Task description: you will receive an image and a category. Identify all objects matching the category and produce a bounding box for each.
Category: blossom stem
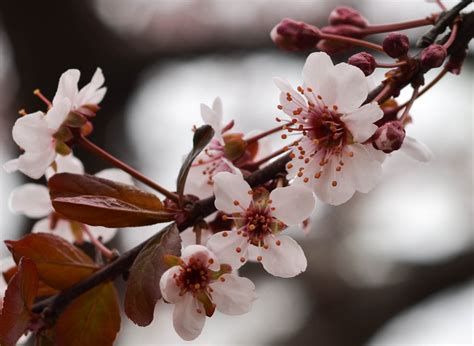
[247,146,290,169]
[77,135,179,203]
[320,33,384,52]
[82,225,116,260]
[362,15,438,35]
[399,85,420,123]
[442,21,459,49]
[375,60,408,68]
[245,125,285,144]
[194,225,202,245]
[373,83,393,104]
[33,89,52,108]
[434,0,447,11]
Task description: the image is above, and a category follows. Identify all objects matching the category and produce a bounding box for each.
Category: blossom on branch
[160,245,256,340]
[207,172,315,277]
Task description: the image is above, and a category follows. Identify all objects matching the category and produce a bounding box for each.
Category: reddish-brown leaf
[124,224,181,326]
[2,265,58,298]
[55,282,121,346]
[0,257,39,346]
[5,233,98,290]
[48,173,175,227]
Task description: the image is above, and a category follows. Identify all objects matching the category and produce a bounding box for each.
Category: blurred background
[0,0,472,345]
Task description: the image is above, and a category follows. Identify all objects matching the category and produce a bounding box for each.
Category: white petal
[364,143,387,163]
[160,266,183,304]
[53,69,80,106]
[213,172,252,214]
[331,62,368,113]
[401,136,433,162]
[45,98,71,131]
[46,153,84,179]
[76,68,106,106]
[302,52,334,91]
[212,97,223,117]
[12,111,51,151]
[260,235,307,278]
[87,226,117,243]
[9,184,52,218]
[33,219,75,243]
[273,77,307,118]
[209,274,256,315]
[343,144,383,193]
[184,164,213,198]
[219,158,243,177]
[207,231,249,271]
[172,293,206,341]
[342,103,383,142]
[200,103,223,136]
[31,218,53,234]
[16,148,56,179]
[180,227,213,248]
[182,245,220,271]
[94,168,133,185]
[3,159,19,173]
[270,185,315,225]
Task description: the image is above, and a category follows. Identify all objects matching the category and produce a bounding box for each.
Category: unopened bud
[348,52,376,76]
[328,6,369,28]
[420,44,447,69]
[445,49,466,75]
[317,24,364,53]
[270,18,321,51]
[372,121,406,153]
[382,32,409,58]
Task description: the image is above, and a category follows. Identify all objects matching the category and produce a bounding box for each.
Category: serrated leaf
[124,224,181,326]
[49,173,174,227]
[55,282,121,346]
[177,125,215,200]
[5,233,98,290]
[0,257,39,346]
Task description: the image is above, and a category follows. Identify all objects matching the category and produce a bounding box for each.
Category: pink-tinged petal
[94,168,133,185]
[212,97,223,118]
[184,164,213,198]
[9,183,52,218]
[331,62,368,113]
[76,68,106,106]
[182,245,220,271]
[220,158,243,177]
[31,218,53,234]
[87,225,117,244]
[45,98,71,131]
[259,235,307,278]
[213,172,252,213]
[342,103,383,142]
[364,143,387,163]
[302,52,334,91]
[180,227,213,248]
[200,103,223,136]
[342,144,383,193]
[273,77,307,118]
[401,136,433,162]
[270,185,315,225]
[159,266,183,304]
[3,159,19,173]
[53,69,80,106]
[12,111,51,151]
[207,231,249,271]
[17,148,56,179]
[312,155,355,205]
[209,274,256,315]
[172,293,206,341]
[46,154,84,179]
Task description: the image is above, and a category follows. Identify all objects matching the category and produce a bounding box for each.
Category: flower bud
[382,32,409,58]
[420,44,447,69]
[372,121,406,153]
[444,49,466,75]
[270,18,321,51]
[328,6,369,28]
[348,52,376,76]
[317,24,364,53]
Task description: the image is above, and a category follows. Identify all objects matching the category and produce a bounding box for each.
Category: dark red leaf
[124,224,181,326]
[3,265,58,298]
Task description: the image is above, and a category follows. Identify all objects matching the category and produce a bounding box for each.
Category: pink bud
[382,32,409,58]
[420,44,447,69]
[372,121,406,153]
[444,49,466,75]
[328,6,369,28]
[348,52,376,76]
[270,18,321,51]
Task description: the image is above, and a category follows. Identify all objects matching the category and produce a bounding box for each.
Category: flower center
[175,257,210,295]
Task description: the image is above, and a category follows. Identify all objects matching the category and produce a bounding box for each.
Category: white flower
[160,245,256,341]
[180,227,214,249]
[207,172,315,278]
[274,52,386,205]
[8,154,132,244]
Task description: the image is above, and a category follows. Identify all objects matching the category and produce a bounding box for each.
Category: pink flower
[274,52,385,205]
[8,154,132,244]
[207,172,315,278]
[160,245,256,341]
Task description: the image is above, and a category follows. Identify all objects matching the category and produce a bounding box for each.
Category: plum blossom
[160,245,256,340]
[274,52,386,205]
[207,172,315,278]
[3,68,106,179]
[8,154,132,243]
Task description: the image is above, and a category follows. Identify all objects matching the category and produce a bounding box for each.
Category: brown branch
[32,154,291,319]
